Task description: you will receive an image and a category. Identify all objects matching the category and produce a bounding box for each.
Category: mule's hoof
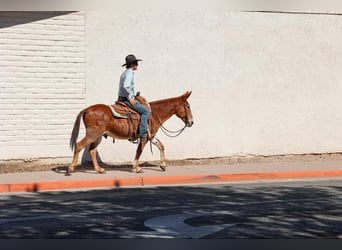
[98,168,106,174]
[160,164,167,171]
[132,168,144,174]
[67,167,74,173]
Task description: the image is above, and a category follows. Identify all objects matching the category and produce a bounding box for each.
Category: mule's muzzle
[186,120,194,127]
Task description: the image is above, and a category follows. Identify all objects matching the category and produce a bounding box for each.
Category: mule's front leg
[133,138,148,173]
[152,137,167,171]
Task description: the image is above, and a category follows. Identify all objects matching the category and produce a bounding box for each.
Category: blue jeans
[123,99,150,138]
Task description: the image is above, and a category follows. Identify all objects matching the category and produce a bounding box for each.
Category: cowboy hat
[121,54,143,67]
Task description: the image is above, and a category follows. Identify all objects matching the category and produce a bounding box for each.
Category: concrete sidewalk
[1,158,342,193]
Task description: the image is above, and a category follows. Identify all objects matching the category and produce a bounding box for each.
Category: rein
[155,115,187,138]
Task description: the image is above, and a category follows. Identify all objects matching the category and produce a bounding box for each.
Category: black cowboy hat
[121,54,143,67]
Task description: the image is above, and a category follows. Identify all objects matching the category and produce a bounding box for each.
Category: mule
[69,91,194,174]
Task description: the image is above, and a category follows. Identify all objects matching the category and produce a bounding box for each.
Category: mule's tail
[70,109,86,151]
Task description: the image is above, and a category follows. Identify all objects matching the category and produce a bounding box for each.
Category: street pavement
[1,157,342,193]
[0,180,341,238]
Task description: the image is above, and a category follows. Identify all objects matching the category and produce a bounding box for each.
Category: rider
[118,54,150,141]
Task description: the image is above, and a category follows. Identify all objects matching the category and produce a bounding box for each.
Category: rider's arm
[123,70,135,100]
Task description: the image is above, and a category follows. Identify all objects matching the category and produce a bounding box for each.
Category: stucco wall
[86,11,342,163]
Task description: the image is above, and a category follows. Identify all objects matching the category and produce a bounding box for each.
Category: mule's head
[175,91,194,127]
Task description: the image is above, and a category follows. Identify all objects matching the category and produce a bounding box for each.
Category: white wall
[0,11,85,160]
[86,11,342,163]
[1,10,342,163]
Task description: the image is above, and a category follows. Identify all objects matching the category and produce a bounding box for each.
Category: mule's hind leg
[89,136,106,174]
[69,134,98,173]
[132,138,149,173]
[152,137,167,171]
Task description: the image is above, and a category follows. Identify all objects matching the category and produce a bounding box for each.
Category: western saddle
[107,95,152,142]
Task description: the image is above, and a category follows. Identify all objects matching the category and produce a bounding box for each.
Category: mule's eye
[186,106,190,109]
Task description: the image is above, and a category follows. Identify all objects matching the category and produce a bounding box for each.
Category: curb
[0,170,342,193]
[1,169,342,193]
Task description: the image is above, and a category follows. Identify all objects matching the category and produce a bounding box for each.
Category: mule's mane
[149,96,181,106]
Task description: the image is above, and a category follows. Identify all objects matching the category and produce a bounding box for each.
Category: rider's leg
[125,100,150,139]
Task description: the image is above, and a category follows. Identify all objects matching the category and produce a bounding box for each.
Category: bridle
[154,103,189,138]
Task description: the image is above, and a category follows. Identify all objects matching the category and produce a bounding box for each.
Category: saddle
[108,96,152,141]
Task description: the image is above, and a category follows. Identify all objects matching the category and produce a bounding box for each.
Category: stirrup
[128,138,139,144]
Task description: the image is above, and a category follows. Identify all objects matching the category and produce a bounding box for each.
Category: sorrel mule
[69,91,193,174]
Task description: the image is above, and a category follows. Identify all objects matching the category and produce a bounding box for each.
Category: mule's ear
[182,91,192,100]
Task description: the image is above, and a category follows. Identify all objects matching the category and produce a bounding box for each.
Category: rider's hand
[129,98,136,106]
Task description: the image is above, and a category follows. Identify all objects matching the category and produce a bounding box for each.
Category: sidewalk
[1,158,342,193]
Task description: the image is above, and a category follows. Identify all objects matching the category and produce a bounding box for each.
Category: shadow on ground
[51,161,162,175]
[0,181,341,239]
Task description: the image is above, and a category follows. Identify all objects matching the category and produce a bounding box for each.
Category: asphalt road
[0,179,341,239]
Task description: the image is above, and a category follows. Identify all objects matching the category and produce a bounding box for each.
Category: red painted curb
[142,170,342,186]
[0,184,9,193]
[1,170,342,193]
[0,177,142,193]
[258,170,342,180]
[142,173,259,186]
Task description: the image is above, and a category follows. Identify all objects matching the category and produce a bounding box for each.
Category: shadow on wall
[0,11,76,29]
[81,145,103,165]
